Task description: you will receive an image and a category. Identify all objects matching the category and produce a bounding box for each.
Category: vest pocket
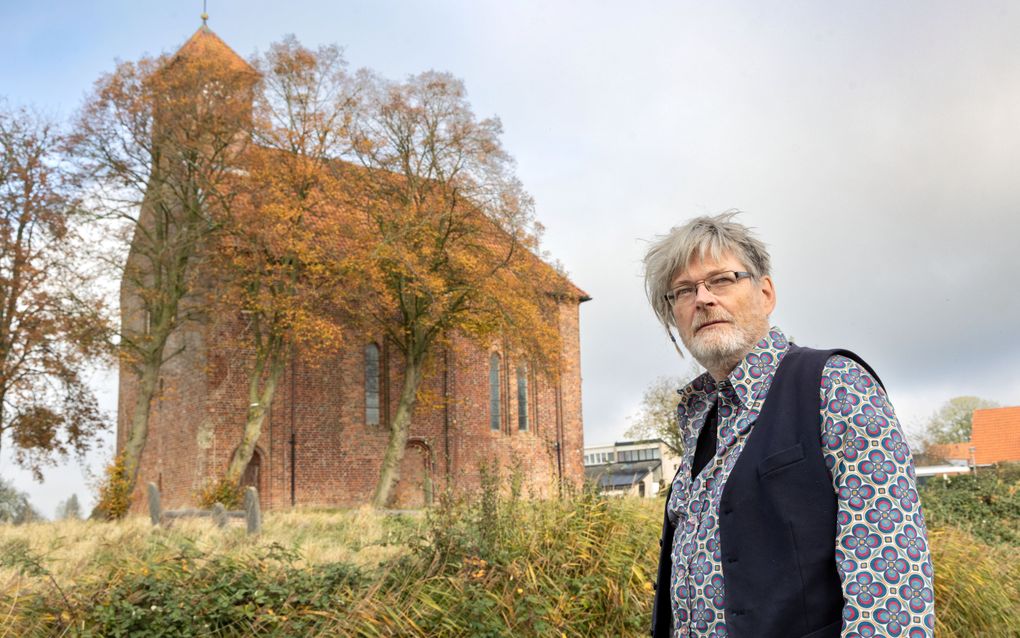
[757,443,804,478]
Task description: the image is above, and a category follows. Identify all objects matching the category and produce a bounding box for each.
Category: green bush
[919,466,1020,545]
[2,537,367,637]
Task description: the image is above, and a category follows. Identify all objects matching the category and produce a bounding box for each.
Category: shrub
[92,454,132,520]
[194,477,244,510]
[919,467,1020,546]
[326,469,659,637]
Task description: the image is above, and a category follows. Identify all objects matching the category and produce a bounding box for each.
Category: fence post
[147,482,161,526]
[244,487,261,535]
[212,503,227,528]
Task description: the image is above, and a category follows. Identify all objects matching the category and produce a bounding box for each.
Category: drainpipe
[444,347,451,479]
[290,356,296,507]
[555,378,564,496]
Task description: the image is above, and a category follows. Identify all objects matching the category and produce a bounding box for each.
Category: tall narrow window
[489,353,501,431]
[516,365,529,431]
[365,343,380,426]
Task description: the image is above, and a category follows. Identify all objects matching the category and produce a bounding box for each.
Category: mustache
[692,311,734,331]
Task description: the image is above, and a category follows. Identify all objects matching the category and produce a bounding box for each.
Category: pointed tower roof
[172,24,257,75]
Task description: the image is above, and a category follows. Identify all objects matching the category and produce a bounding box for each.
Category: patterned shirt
[667,327,934,638]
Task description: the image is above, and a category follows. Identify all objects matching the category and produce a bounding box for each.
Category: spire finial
[201,0,208,26]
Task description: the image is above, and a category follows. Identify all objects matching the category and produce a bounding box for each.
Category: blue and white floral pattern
[667,327,934,637]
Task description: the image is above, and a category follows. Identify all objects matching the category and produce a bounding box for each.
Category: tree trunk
[224,355,286,485]
[121,353,162,493]
[372,353,424,508]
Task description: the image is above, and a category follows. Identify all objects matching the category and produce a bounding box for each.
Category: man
[645,213,934,638]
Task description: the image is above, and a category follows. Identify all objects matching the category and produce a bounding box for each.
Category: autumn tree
[624,366,702,454]
[213,38,355,494]
[0,103,110,481]
[343,71,568,507]
[69,30,257,514]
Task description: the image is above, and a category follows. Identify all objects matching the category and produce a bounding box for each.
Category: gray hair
[643,211,771,331]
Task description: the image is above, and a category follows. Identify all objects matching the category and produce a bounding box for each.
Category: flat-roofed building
[583,439,681,498]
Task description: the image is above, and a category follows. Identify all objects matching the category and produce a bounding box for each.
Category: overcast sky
[3,1,1019,518]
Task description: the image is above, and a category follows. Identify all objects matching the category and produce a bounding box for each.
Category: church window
[365,343,381,426]
[516,364,529,431]
[489,353,501,431]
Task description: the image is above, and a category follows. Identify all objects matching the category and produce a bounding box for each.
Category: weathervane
[201,0,209,25]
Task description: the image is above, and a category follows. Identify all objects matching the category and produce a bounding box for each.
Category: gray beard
[683,322,760,373]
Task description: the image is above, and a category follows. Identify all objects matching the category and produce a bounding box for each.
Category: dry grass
[0,507,421,585]
[1,495,1018,637]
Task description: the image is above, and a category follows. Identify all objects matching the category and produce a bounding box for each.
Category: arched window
[516,364,529,431]
[489,352,501,431]
[365,343,381,426]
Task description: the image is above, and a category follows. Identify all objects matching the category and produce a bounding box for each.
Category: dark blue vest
[651,346,881,638]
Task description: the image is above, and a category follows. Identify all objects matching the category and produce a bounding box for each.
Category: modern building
[583,439,681,498]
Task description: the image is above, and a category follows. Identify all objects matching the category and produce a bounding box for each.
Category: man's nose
[693,282,717,306]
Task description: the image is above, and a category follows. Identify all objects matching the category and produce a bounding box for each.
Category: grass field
[1,470,1018,637]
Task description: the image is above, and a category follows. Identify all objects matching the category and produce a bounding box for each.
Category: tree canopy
[71,33,258,516]
[0,476,41,524]
[69,29,576,511]
[0,103,111,480]
[624,365,702,454]
[925,395,999,445]
[342,70,570,506]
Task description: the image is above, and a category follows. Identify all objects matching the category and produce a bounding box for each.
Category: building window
[489,352,501,431]
[617,447,659,463]
[585,451,616,466]
[516,365,529,431]
[365,343,380,426]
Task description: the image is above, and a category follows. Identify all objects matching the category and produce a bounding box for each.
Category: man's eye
[675,287,695,297]
[709,275,735,287]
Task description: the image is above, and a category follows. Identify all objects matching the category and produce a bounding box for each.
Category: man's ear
[759,275,776,314]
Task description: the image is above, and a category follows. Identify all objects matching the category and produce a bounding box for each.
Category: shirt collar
[676,326,791,409]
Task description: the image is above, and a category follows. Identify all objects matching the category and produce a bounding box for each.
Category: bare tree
[624,365,702,454]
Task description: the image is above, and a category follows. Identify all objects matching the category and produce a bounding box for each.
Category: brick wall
[118,294,586,511]
[971,407,1020,465]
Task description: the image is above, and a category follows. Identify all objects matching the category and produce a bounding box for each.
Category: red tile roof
[175,25,255,74]
[928,441,973,462]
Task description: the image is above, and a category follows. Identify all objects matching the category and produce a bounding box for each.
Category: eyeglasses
[664,271,752,307]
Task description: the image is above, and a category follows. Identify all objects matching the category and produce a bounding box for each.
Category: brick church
[116,25,588,511]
